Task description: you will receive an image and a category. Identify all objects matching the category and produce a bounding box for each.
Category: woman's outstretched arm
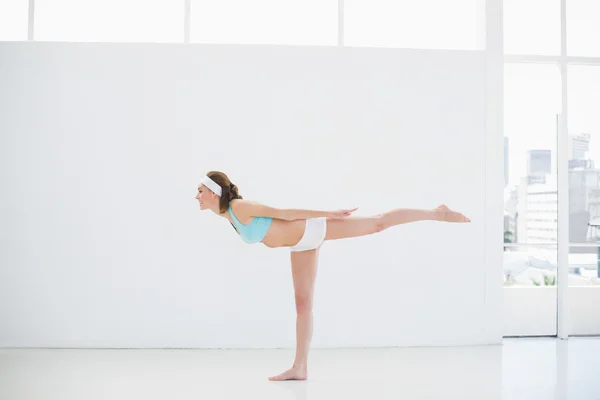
[234,200,357,221]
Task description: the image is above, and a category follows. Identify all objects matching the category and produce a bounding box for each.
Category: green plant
[531,275,556,286]
[504,231,513,251]
[544,275,556,286]
[504,275,516,286]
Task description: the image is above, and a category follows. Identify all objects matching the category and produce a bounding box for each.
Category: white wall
[0,43,495,348]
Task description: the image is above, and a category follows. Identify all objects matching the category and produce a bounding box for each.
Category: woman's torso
[227,200,306,248]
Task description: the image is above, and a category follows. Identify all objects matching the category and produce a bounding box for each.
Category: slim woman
[195,171,471,381]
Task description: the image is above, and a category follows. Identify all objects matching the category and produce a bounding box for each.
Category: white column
[483,0,504,343]
[28,0,35,40]
[184,0,191,43]
[338,0,344,46]
[557,0,570,339]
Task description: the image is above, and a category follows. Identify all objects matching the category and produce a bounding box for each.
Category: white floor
[1,338,599,400]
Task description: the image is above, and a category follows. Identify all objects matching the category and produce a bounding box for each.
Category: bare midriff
[261,219,307,248]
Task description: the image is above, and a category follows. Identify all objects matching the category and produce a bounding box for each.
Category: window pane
[35,0,184,42]
[504,63,561,251]
[568,244,600,335]
[567,0,600,57]
[568,66,600,249]
[344,0,480,50]
[504,245,557,336]
[568,67,600,335]
[190,0,337,46]
[0,0,28,41]
[504,0,561,55]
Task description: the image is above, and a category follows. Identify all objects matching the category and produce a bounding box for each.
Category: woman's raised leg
[324,204,470,241]
[268,247,320,381]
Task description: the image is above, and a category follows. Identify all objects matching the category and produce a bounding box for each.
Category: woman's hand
[329,207,359,218]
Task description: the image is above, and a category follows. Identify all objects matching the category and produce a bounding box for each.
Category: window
[503,0,561,56]
[344,0,480,50]
[568,66,600,251]
[0,0,28,41]
[504,63,561,192]
[503,63,561,298]
[567,0,600,57]
[190,0,337,46]
[35,0,184,42]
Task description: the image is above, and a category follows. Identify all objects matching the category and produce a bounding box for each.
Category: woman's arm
[279,208,332,221]
[234,200,357,221]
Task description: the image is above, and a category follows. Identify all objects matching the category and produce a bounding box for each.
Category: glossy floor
[1,338,599,400]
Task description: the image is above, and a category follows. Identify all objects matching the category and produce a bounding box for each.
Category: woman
[195,171,471,381]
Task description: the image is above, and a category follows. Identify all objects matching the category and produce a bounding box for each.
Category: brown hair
[206,171,242,213]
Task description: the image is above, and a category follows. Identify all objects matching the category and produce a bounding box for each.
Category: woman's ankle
[292,361,308,371]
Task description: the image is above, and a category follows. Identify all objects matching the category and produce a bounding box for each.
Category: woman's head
[196,171,242,213]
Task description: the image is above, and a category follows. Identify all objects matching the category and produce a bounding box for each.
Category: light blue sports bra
[228,205,273,244]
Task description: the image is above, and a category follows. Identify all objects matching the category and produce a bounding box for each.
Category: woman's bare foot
[268,366,308,381]
[435,204,471,223]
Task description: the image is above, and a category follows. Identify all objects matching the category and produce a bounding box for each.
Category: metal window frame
[504,0,600,339]
[28,0,34,40]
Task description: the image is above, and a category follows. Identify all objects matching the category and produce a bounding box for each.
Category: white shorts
[290,217,327,252]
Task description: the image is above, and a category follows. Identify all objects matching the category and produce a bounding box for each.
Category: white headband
[200,175,222,196]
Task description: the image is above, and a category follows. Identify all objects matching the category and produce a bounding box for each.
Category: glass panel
[567,243,600,335]
[567,0,600,57]
[35,0,184,42]
[503,0,561,56]
[504,245,557,336]
[0,0,28,41]
[344,0,480,50]
[568,245,600,335]
[190,0,337,46]
[568,66,600,246]
[504,246,558,287]
[568,66,600,335]
[504,63,561,250]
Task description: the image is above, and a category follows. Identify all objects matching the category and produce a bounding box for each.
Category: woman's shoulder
[229,199,253,219]
[229,198,249,209]
[230,199,278,220]
[230,199,286,220]
[231,199,261,207]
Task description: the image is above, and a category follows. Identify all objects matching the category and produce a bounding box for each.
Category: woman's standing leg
[268,247,320,381]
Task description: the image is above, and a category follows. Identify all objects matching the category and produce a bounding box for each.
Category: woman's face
[196,184,218,211]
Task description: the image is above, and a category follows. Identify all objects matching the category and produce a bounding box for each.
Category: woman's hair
[206,171,242,213]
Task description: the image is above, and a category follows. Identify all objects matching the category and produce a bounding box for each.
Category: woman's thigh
[324,216,384,241]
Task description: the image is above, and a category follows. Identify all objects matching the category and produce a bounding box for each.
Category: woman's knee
[374,214,386,233]
[295,294,313,314]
